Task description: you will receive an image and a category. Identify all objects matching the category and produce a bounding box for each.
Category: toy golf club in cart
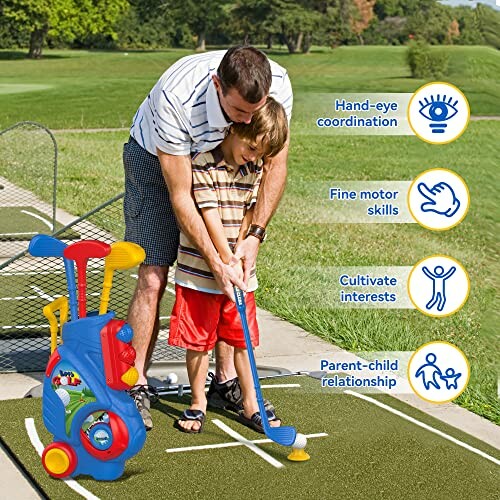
[29,235,147,481]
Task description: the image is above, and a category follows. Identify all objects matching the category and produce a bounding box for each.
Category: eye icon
[419,95,459,134]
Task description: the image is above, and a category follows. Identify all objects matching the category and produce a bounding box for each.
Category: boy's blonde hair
[231,97,288,158]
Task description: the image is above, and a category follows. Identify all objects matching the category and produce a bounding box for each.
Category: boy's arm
[157,149,245,299]
[200,208,233,264]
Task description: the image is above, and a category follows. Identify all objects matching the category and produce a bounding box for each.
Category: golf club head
[63,240,111,263]
[105,242,145,271]
[29,234,67,257]
[64,240,111,318]
[99,242,145,315]
[29,235,79,321]
[266,425,297,447]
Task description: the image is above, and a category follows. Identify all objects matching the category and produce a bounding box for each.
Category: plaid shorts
[123,136,179,266]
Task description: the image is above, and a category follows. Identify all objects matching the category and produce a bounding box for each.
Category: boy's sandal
[237,409,281,434]
[174,409,205,434]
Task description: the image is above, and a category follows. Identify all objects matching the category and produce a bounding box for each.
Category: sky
[439,0,500,9]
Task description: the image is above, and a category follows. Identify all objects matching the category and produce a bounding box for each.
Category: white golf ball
[55,388,70,407]
[167,372,178,384]
[292,433,307,450]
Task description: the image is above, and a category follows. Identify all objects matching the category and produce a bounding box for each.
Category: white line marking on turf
[21,210,53,230]
[345,391,500,466]
[2,324,48,330]
[0,290,100,302]
[25,418,100,500]
[211,419,284,468]
[0,231,37,236]
[166,432,328,453]
[30,286,54,301]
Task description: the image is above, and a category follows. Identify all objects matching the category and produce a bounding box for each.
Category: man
[124,46,292,430]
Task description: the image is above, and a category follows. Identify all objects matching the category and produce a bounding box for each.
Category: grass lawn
[0,46,499,129]
[0,47,498,422]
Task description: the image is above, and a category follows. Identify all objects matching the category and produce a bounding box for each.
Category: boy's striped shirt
[175,147,262,294]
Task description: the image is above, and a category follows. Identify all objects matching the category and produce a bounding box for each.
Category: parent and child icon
[415,353,462,391]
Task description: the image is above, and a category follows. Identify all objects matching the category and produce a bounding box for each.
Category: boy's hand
[233,236,260,286]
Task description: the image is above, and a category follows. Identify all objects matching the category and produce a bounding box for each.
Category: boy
[168,97,288,433]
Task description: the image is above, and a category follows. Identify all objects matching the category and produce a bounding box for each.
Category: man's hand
[233,236,260,285]
[211,259,246,300]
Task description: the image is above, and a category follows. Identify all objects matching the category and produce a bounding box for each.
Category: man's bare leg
[128,264,169,384]
[215,340,238,382]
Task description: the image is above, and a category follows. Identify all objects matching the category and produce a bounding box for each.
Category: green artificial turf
[0,207,71,241]
[0,265,174,336]
[0,376,498,500]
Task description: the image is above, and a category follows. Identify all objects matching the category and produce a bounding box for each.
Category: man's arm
[157,149,246,297]
[234,139,289,283]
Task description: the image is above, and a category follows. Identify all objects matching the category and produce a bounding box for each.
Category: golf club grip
[99,269,114,314]
[233,287,267,417]
[78,281,87,318]
[63,259,78,321]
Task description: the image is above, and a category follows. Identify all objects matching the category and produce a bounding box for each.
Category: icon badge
[407,82,470,144]
[408,168,470,230]
[408,255,469,317]
[408,341,470,403]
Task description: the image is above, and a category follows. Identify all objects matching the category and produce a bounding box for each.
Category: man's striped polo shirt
[130,50,293,156]
[175,147,262,294]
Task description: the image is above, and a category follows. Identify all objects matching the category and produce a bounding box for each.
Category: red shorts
[168,285,259,352]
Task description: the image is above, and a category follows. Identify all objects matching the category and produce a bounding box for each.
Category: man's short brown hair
[231,97,288,158]
[217,46,272,104]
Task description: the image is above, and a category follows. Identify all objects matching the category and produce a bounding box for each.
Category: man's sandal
[237,409,281,434]
[174,409,206,434]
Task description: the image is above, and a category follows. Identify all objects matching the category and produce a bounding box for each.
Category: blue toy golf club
[28,234,78,321]
[233,286,297,447]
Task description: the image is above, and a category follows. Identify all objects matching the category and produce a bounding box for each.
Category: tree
[164,0,231,51]
[2,0,128,58]
[351,0,376,44]
[446,19,460,44]
[475,4,500,49]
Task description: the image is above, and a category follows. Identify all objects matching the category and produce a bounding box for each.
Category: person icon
[440,368,462,390]
[422,265,456,312]
[415,353,442,390]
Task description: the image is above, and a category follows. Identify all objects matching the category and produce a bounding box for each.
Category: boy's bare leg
[234,348,280,427]
[179,350,209,432]
[215,340,238,382]
[128,264,169,384]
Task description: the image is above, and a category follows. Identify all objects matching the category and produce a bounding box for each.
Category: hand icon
[417,181,460,218]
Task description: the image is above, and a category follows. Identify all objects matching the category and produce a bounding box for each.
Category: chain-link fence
[0,123,183,373]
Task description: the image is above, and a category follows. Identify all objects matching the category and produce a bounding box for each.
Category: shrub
[406,41,450,79]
